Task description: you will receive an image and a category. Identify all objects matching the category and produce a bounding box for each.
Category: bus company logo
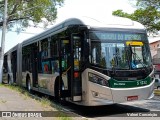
[2,112,11,117]
[114,83,126,86]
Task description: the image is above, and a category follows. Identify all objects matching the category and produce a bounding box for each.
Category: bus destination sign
[90,32,146,41]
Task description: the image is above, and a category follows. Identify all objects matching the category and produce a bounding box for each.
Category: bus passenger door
[59,35,82,102]
[11,51,17,83]
[31,44,38,87]
[70,34,82,101]
[59,39,72,98]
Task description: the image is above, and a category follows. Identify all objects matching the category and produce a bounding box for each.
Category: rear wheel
[26,77,31,92]
[8,75,11,84]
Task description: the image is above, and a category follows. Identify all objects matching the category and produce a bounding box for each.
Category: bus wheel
[54,78,64,102]
[26,77,31,92]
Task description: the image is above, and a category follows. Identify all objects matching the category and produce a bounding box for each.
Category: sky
[0,0,136,52]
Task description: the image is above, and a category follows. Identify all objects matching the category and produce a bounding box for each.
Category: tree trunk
[0,0,8,84]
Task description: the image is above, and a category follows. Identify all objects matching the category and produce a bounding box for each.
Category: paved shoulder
[0,86,55,111]
[0,86,59,120]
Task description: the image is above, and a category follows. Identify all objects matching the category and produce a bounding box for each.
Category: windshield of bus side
[90,31,152,70]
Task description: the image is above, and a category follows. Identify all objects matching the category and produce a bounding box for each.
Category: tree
[112,0,160,35]
[136,0,160,9]
[0,0,64,84]
[0,0,64,29]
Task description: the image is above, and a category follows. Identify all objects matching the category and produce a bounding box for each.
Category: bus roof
[51,15,145,29]
[21,16,145,46]
[65,16,145,29]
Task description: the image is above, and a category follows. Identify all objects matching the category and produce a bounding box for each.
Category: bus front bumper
[111,80,155,103]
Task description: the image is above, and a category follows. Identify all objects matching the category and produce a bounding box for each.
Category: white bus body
[3,16,155,106]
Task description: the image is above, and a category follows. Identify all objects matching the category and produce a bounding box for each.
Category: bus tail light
[88,73,109,86]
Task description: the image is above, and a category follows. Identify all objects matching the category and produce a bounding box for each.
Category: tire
[8,75,11,84]
[54,80,59,101]
[54,77,64,102]
[27,77,31,92]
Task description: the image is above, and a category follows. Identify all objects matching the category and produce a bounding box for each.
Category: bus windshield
[90,31,152,70]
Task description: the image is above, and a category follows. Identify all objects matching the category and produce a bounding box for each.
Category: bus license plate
[127,96,138,101]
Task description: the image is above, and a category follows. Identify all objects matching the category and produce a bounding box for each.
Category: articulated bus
[3,16,155,106]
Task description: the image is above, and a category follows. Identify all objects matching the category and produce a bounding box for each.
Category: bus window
[41,39,48,59]
[22,45,32,72]
[73,36,81,70]
[51,60,59,73]
[40,39,52,74]
[42,61,50,73]
[50,39,59,57]
[61,39,70,71]
[50,37,59,74]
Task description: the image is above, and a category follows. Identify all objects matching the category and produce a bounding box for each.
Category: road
[1,84,160,120]
[59,94,160,120]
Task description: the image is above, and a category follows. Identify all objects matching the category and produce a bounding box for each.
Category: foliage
[136,0,160,9]
[112,0,160,35]
[0,0,64,29]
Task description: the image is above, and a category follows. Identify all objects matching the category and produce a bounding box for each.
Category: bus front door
[70,34,82,102]
[59,35,82,102]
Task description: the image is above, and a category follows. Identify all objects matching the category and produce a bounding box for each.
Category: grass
[40,96,52,107]
[0,99,7,103]
[55,113,72,120]
[0,84,73,120]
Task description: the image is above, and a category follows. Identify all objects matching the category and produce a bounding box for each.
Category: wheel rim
[62,84,64,90]
[28,80,31,91]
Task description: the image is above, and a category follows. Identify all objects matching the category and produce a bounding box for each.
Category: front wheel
[54,78,64,102]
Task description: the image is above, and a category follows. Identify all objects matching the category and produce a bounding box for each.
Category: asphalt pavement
[0,85,160,120]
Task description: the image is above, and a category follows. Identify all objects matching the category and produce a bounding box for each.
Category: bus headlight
[88,73,109,86]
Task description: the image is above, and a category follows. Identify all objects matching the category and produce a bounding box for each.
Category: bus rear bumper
[111,80,155,103]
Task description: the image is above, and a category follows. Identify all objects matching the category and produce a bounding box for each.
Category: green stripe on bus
[108,77,151,88]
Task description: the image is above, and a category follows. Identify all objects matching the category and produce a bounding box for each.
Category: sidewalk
[0,85,77,120]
